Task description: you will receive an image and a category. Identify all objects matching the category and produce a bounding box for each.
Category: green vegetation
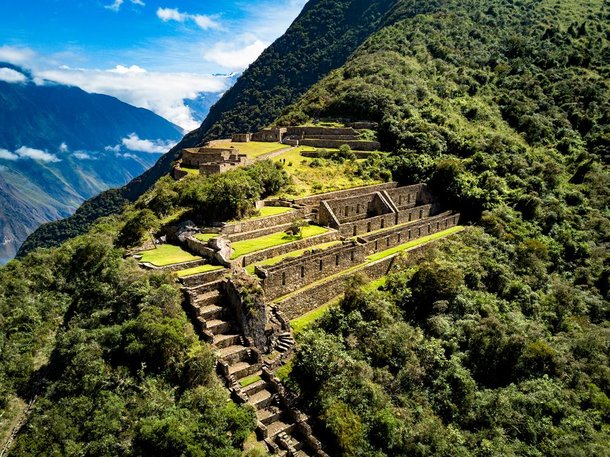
[1,229,255,456]
[212,140,288,158]
[245,241,343,274]
[176,264,225,278]
[194,232,220,242]
[291,301,335,335]
[230,225,330,259]
[367,226,465,262]
[139,244,202,267]
[238,374,262,388]
[273,146,380,197]
[243,206,294,220]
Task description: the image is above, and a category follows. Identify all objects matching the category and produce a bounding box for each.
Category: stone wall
[285,126,357,137]
[276,242,438,319]
[318,192,393,226]
[258,241,366,301]
[293,182,399,209]
[298,139,381,151]
[224,276,268,350]
[180,268,227,288]
[385,184,426,209]
[239,230,340,267]
[301,150,384,159]
[222,208,305,237]
[360,212,459,255]
[232,133,251,142]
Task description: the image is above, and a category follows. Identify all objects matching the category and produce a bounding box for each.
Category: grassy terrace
[195,233,220,242]
[212,140,289,158]
[367,226,465,262]
[139,244,202,267]
[245,241,343,274]
[230,225,330,259]
[176,264,224,278]
[243,206,293,220]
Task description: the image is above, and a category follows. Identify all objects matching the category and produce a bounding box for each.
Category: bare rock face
[176,220,199,243]
[210,237,233,264]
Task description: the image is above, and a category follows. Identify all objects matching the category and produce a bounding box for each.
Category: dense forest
[2,0,609,455]
[274,0,610,454]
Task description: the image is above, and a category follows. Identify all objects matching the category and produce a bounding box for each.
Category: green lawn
[367,226,465,262]
[176,264,224,278]
[195,233,220,242]
[246,241,343,274]
[230,225,330,259]
[139,244,202,267]
[291,300,336,335]
[213,140,289,158]
[160,207,191,225]
[238,373,262,388]
[249,206,294,219]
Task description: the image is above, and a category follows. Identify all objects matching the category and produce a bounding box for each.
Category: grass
[291,300,336,335]
[177,166,199,176]
[160,207,191,225]
[176,264,224,278]
[212,140,289,158]
[276,360,293,383]
[245,241,343,274]
[195,233,220,242]
[238,373,262,388]
[367,226,465,262]
[244,206,294,220]
[230,225,330,259]
[273,146,380,198]
[139,244,202,267]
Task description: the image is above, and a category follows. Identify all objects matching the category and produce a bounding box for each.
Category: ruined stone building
[175,146,249,177]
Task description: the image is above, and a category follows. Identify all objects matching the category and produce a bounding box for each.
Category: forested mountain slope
[18,0,400,257]
[273,0,610,454]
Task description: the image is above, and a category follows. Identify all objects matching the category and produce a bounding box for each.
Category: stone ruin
[138,181,461,456]
[173,146,249,178]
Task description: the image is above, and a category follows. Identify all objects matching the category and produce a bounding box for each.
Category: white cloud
[120,153,139,160]
[38,65,230,130]
[105,0,144,12]
[156,8,221,30]
[59,142,69,152]
[0,68,27,84]
[121,133,176,154]
[105,144,121,153]
[15,146,61,163]
[0,149,18,161]
[0,46,36,65]
[74,151,93,160]
[203,39,269,71]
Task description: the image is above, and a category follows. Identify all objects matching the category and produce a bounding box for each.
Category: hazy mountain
[0,63,184,263]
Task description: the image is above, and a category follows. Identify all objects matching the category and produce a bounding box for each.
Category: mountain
[19,0,401,257]
[0,63,184,263]
[183,73,240,125]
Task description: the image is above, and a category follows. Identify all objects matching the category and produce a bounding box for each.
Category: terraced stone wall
[222,209,305,237]
[318,192,392,227]
[293,182,399,210]
[258,241,366,301]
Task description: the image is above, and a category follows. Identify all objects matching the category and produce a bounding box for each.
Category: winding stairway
[184,276,327,457]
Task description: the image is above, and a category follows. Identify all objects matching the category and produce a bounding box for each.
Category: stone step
[195,290,221,307]
[217,345,250,364]
[187,279,223,295]
[267,420,296,439]
[276,342,292,352]
[199,304,224,320]
[213,333,242,349]
[247,388,274,409]
[243,379,268,397]
[294,450,311,457]
[256,406,283,426]
[206,319,233,335]
[229,361,261,380]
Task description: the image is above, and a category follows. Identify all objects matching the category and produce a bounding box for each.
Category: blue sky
[0,0,308,129]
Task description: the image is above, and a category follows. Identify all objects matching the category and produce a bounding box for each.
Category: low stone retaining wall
[180,268,227,288]
[227,222,296,243]
[140,257,208,272]
[361,212,459,256]
[293,182,399,208]
[239,230,340,267]
[223,209,305,237]
[258,241,366,301]
[299,139,381,151]
[301,150,385,159]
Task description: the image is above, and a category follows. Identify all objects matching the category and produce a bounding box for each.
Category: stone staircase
[183,274,327,457]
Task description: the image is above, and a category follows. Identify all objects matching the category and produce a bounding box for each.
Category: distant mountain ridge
[0,63,184,263]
